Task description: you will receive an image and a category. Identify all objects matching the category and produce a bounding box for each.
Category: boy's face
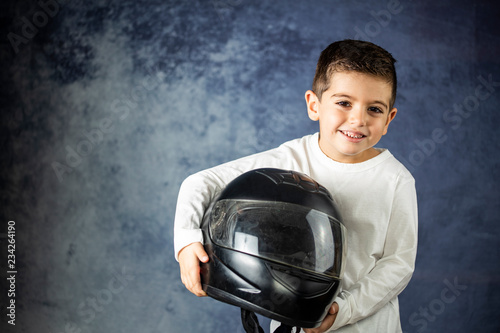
[305,71,397,163]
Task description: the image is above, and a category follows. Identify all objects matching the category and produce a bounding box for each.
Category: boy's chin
[332,148,378,163]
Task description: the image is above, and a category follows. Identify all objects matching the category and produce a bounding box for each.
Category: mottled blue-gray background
[1,0,499,332]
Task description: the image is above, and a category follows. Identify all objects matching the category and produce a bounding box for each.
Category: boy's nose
[349,108,367,126]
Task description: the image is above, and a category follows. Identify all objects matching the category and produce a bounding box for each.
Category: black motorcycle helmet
[200,168,346,330]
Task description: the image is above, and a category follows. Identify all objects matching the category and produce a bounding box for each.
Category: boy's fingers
[186,264,206,296]
[191,282,207,297]
[303,312,337,333]
[194,244,209,263]
[304,303,339,332]
[178,243,208,297]
[329,302,339,314]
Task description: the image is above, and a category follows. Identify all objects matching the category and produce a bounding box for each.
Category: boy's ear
[382,107,398,135]
[305,90,320,121]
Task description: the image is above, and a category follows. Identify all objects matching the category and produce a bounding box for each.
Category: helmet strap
[240,309,265,333]
[240,308,300,333]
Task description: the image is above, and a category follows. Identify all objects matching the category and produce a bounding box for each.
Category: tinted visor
[209,200,345,278]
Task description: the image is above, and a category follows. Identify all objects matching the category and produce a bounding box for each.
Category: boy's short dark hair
[312,39,398,108]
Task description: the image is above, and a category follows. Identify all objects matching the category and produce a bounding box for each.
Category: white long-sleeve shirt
[174,133,418,332]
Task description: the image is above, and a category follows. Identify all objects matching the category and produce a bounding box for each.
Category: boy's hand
[178,242,209,297]
[303,302,339,333]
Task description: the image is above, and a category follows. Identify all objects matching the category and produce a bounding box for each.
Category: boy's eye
[368,106,383,113]
[337,101,351,107]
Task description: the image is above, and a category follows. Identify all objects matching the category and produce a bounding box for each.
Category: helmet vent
[266,263,333,297]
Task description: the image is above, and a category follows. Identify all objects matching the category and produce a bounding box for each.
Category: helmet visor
[209,200,345,278]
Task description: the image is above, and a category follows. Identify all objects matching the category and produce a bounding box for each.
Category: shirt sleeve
[173,147,290,261]
[328,176,418,331]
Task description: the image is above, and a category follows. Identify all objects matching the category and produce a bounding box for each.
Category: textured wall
[1,0,499,332]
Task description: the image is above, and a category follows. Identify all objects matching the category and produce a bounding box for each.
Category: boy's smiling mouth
[339,130,366,140]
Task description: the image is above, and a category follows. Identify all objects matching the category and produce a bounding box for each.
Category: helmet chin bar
[201,168,346,330]
[201,245,341,329]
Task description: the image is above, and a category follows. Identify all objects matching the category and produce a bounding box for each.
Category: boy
[174,39,418,333]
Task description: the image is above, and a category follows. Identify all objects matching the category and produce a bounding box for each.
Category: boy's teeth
[342,130,363,138]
